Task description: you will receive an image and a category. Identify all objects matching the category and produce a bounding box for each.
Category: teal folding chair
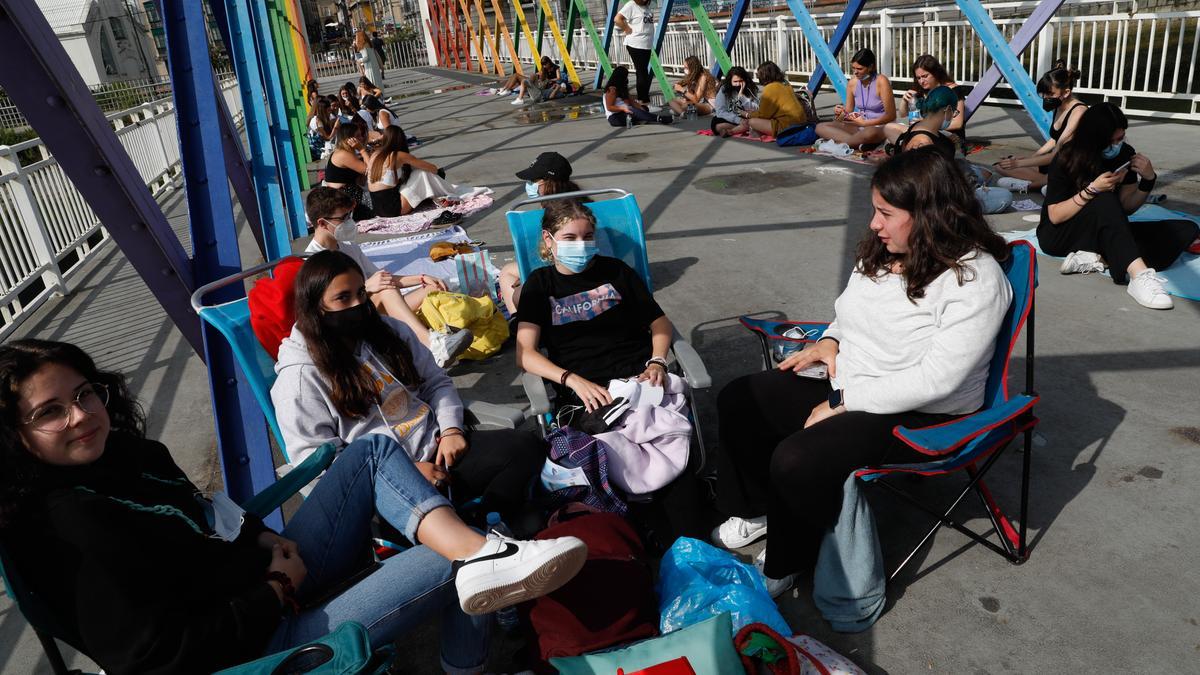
[505,189,712,471]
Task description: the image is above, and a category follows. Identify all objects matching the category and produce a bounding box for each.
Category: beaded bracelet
[265,571,300,615]
[560,370,573,386]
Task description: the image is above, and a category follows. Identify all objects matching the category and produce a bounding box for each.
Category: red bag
[522,510,659,672]
[247,256,305,360]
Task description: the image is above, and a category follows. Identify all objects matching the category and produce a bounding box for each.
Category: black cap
[515,152,573,181]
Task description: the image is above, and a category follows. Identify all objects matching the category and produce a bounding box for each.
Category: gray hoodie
[271,316,464,467]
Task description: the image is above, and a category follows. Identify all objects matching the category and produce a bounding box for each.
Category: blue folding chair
[739,241,1039,577]
[505,189,713,471]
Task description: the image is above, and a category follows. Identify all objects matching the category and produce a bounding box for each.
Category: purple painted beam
[0,2,203,355]
[963,0,1067,121]
[215,83,266,260]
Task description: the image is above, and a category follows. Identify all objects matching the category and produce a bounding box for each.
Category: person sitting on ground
[991,61,1087,191]
[544,67,579,101]
[886,54,966,145]
[604,66,673,127]
[891,85,959,158]
[1039,103,1199,310]
[710,66,759,137]
[746,61,807,138]
[813,48,896,149]
[357,75,385,103]
[363,125,485,217]
[499,57,559,105]
[711,147,1013,598]
[303,187,467,364]
[499,152,583,315]
[0,339,586,675]
[272,251,545,526]
[668,55,718,117]
[324,124,374,221]
[308,97,338,159]
[361,94,402,138]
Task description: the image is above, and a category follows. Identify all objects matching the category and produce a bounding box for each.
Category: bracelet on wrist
[437,428,465,443]
[560,370,573,387]
[1138,176,1157,192]
[265,571,300,614]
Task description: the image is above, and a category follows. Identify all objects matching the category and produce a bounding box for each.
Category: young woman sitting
[323,124,374,221]
[1039,103,1198,310]
[272,251,550,528]
[364,126,486,217]
[746,61,807,139]
[362,94,402,134]
[499,57,560,105]
[0,340,586,675]
[892,85,959,158]
[604,66,672,127]
[712,148,1013,598]
[668,55,718,118]
[886,54,965,145]
[357,75,385,102]
[991,62,1087,191]
[710,66,759,137]
[308,97,337,160]
[814,48,895,149]
[499,152,582,315]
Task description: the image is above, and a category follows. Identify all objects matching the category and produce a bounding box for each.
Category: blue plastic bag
[655,537,791,637]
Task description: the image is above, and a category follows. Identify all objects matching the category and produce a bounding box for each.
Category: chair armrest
[521,371,553,417]
[242,442,338,519]
[462,398,525,429]
[894,395,1039,457]
[670,331,711,390]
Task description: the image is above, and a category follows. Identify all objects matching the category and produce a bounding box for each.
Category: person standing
[615,0,656,107]
[370,30,388,69]
[355,30,385,97]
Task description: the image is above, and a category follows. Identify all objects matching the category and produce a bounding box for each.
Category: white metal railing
[312,39,428,79]
[474,0,1200,120]
[0,77,244,340]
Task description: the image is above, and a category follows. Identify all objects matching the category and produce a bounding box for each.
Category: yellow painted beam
[472,0,505,75]
[509,0,542,72]
[535,0,580,86]
[457,0,486,72]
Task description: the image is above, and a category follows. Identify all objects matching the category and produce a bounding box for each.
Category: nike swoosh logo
[458,542,520,567]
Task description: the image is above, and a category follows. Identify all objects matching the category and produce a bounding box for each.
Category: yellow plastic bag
[419,291,509,360]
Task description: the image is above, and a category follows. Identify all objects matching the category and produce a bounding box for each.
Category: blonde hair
[354,30,368,52]
[538,199,596,261]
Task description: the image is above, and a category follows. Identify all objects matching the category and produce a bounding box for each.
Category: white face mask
[333,217,357,241]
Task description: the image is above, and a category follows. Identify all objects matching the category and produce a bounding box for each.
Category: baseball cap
[515,151,573,181]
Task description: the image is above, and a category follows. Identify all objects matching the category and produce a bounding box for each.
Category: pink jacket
[596,373,693,495]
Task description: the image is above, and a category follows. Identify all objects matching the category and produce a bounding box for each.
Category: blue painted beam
[957,0,1052,139]
[594,0,622,90]
[0,2,202,355]
[711,0,752,79]
[963,0,1065,134]
[218,0,296,261]
[805,0,867,97]
[783,0,847,101]
[160,0,279,525]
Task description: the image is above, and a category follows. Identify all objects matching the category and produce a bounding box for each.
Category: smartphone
[795,363,829,380]
[1113,160,1132,173]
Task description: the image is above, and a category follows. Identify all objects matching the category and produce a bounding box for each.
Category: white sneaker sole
[711,524,768,549]
[457,541,588,615]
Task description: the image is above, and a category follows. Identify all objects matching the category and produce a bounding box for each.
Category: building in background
[36,0,162,85]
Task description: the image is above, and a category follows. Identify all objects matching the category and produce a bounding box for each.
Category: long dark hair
[1056,102,1127,192]
[294,251,423,419]
[910,54,952,92]
[850,48,877,74]
[314,98,334,136]
[720,66,758,100]
[1036,59,1081,95]
[368,126,412,184]
[0,340,146,527]
[605,66,631,99]
[859,147,1009,301]
[339,82,360,110]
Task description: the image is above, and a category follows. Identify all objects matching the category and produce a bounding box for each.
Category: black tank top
[1050,103,1086,142]
[897,121,956,159]
[324,155,362,184]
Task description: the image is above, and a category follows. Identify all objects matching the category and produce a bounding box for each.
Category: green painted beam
[571,0,612,81]
[564,0,578,51]
[535,4,545,54]
[686,0,731,74]
[266,0,310,188]
[649,50,672,102]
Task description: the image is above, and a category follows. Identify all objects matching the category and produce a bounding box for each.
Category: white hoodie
[271,317,464,467]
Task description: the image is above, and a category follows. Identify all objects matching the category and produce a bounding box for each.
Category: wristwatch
[827,389,844,409]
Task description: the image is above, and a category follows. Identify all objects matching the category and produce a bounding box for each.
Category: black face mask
[1042,97,1062,111]
[321,301,373,335]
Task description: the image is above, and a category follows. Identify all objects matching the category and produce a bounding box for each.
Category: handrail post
[775,15,788,73]
[0,145,67,296]
[879,8,893,76]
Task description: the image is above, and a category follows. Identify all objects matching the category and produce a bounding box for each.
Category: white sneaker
[711,515,768,549]
[1059,250,1107,275]
[511,97,526,105]
[996,177,1031,193]
[428,328,474,368]
[495,88,509,95]
[753,548,795,599]
[647,105,662,114]
[1127,268,1174,309]
[454,534,588,615]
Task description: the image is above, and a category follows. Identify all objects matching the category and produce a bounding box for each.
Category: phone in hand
[1113,160,1132,174]
[794,363,829,380]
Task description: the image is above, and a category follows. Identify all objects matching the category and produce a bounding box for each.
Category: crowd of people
[3,35,1199,675]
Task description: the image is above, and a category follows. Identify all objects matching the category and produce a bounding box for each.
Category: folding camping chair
[739,241,1039,578]
[504,189,713,471]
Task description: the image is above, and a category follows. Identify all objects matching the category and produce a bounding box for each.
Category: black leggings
[715,369,956,578]
[369,187,402,218]
[626,46,652,102]
[608,107,662,127]
[449,428,544,517]
[1038,192,1198,284]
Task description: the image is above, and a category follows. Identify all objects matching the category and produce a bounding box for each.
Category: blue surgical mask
[940,115,953,131]
[1102,141,1124,160]
[525,181,541,198]
[555,240,597,273]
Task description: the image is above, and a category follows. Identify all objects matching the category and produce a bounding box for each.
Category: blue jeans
[264,434,490,674]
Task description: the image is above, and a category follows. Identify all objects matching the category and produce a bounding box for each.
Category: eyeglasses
[325,211,354,223]
[21,383,110,433]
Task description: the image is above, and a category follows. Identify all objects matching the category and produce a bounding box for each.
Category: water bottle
[486,512,522,631]
[626,113,634,129]
[685,103,696,120]
[908,94,924,123]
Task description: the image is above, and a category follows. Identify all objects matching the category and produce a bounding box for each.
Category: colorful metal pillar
[0,2,201,354]
[472,0,506,75]
[647,0,676,101]
[962,0,1065,137]
[459,0,486,71]
[957,0,1052,138]
[594,0,621,88]
[536,0,582,85]
[564,0,579,52]
[448,0,464,70]
[684,0,732,75]
[427,0,446,66]
[783,0,847,101]
[491,0,524,75]
[711,0,752,78]
[535,4,546,55]
[511,0,545,72]
[159,0,279,524]
[801,0,866,97]
[265,0,311,190]
[572,0,614,84]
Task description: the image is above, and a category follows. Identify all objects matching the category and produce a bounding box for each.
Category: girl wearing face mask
[710,66,759,137]
[814,49,896,148]
[992,62,1086,190]
[2,339,586,674]
[273,251,553,533]
[892,85,959,158]
[1040,103,1198,310]
[886,54,965,146]
[514,199,674,414]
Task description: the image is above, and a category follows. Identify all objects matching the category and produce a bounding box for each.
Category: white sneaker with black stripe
[453,533,588,615]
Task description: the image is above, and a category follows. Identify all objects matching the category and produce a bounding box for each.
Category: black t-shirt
[517,256,665,383]
[1041,142,1138,225]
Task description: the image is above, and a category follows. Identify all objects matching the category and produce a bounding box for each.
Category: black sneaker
[432,210,463,226]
